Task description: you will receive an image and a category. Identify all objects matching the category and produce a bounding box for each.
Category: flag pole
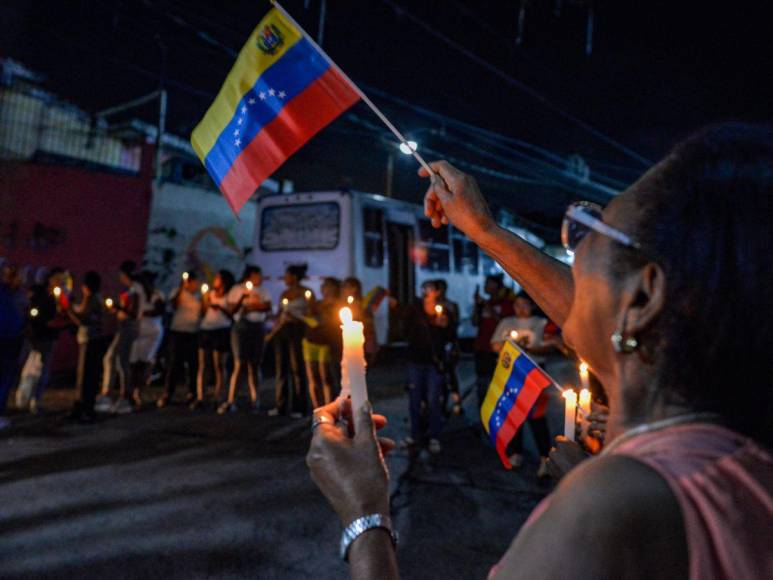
[270,0,435,177]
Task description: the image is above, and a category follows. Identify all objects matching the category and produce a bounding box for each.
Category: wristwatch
[339,514,398,562]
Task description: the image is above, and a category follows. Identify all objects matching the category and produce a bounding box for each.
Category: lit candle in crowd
[509,330,519,340]
[201,283,210,295]
[339,306,368,428]
[305,289,312,300]
[30,307,39,318]
[53,286,62,298]
[245,280,254,291]
[579,361,590,391]
[578,388,592,439]
[563,388,577,441]
[105,298,114,309]
[434,304,443,315]
[182,272,189,281]
[347,295,354,305]
[281,297,289,308]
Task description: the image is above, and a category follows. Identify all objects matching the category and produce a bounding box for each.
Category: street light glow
[398,140,418,155]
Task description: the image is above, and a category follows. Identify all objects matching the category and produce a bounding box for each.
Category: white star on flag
[268,88,276,96]
[259,92,266,100]
[241,106,247,114]
[278,90,286,99]
[235,138,241,147]
[248,97,256,105]
[237,118,243,125]
[234,129,240,136]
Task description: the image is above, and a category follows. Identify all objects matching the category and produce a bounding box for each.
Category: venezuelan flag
[481,340,554,469]
[191,6,360,214]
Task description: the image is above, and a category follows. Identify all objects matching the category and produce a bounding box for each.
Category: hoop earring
[610,329,638,354]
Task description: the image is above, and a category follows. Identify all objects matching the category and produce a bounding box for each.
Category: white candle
[563,388,577,441]
[579,361,590,391]
[245,280,254,291]
[182,272,189,281]
[509,330,519,340]
[578,388,592,439]
[434,304,443,315]
[105,298,114,309]
[30,307,39,318]
[281,297,289,309]
[53,286,62,298]
[201,283,209,295]
[347,295,354,305]
[339,306,368,426]
[305,289,312,300]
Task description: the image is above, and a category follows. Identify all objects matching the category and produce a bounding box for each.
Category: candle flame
[347,295,354,305]
[579,361,589,375]
[53,286,62,297]
[105,298,114,308]
[340,306,353,324]
[201,283,209,294]
[510,330,519,339]
[30,307,39,317]
[562,389,577,401]
[305,290,312,299]
[281,297,289,306]
[182,272,189,281]
[434,304,443,314]
[245,281,254,291]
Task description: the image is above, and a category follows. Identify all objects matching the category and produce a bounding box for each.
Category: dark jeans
[474,350,499,407]
[164,331,199,398]
[509,416,552,457]
[274,323,307,415]
[0,336,22,415]
[75,336,109,414]
[408,362,445,441]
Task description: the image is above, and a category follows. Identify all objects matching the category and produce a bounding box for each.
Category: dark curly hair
[613,123,773,447]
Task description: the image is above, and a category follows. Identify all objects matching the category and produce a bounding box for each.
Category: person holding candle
[307,125,773,579]
[400,280,454,454]
[220,266,272,414]
[96,260,141,415]
[301,277,343,409]
[157,271,202,408]
[128,271,165,411]
[433,278,463,415]
[490,292,559,475]
[63,271,106,422]
[0,265,25,430]
[191,269,234,410]
[268,264,311,417]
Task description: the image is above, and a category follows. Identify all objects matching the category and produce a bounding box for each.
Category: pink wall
[0,145,155,372]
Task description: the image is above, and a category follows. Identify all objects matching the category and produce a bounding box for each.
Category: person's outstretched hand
[306,399,396,526]
[419,161,496,236]
[547,436,589,482]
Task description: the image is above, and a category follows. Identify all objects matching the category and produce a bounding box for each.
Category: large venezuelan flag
[481,340,554,469]
[191,7,360,214]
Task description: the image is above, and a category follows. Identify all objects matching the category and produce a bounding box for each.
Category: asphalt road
[0,355,577,579]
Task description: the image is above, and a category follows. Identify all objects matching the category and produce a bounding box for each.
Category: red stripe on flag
[494,368,552,469]
[219,66,360,214]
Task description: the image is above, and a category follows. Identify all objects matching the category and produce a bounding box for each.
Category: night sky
[2,0,770,239]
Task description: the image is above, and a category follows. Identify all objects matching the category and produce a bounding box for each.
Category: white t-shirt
[200,292,232,330]
[227,283,271,323]
[491,315,548,364]
[170,289,201,333]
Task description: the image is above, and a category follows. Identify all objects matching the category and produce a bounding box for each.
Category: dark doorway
[386,222,415,342]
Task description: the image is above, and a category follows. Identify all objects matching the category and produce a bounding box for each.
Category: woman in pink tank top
[304,125,773,579]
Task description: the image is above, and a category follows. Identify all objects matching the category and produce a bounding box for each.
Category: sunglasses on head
[561,201,642,253]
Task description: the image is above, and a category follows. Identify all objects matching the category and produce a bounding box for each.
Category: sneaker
[94,395,113,413]
[267,408,280,417]
[508,453,524,469]
[156,396,169,409]
[112,399,133,415]
[537,456,550,479]
[217,402,237,415]
[428,439,442,454]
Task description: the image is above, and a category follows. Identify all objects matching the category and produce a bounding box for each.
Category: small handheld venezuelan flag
[481,340,556,469]
[191,4,360,215]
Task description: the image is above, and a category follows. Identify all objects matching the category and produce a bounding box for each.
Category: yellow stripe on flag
[480,342,522,434]
[191,8,303,162]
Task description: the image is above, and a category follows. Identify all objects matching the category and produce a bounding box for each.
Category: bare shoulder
[494,455,688,580]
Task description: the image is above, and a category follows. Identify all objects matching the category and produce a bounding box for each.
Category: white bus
[249,190,543,343]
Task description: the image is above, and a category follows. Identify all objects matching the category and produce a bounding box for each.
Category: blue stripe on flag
[204,38,330,186]
[487,353,537,443]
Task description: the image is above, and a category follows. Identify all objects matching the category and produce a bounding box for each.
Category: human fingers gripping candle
[339,306,368,429]
[563,388,577,441]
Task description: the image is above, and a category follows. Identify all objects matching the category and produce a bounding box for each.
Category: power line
[380,0,652,167]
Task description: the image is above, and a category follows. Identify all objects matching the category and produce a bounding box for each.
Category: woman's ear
[621,262,667,338]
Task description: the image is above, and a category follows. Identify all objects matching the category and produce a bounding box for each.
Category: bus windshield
[260,202,340,251]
